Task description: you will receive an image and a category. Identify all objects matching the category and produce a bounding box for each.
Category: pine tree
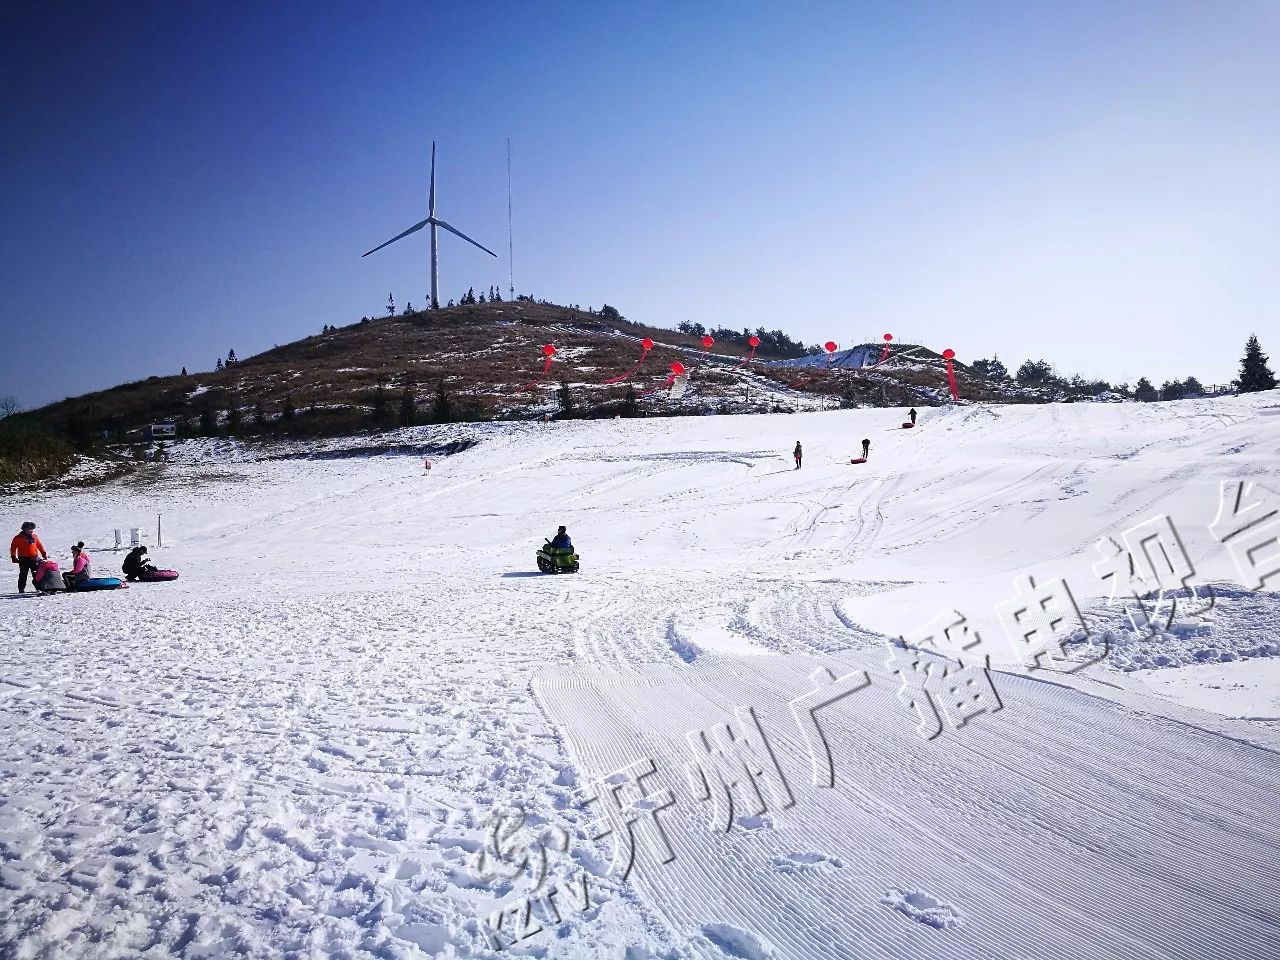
[971,356,1009,381]
[433,379,453,423]
[227,349,237,365]
[1183,376,1205,396]
[557,378,575,417]
[371,383,389,425]
[399,388,416,427]
[387,293,395,316]
[622,383,639,417]
[492,287,502,302]
[404,301,413,315]
[478,291,486,303]
[1016,359,1054,386]
[180,366,187,376]
[281,395,295,423]
[1134,377,1158,402]
[215,358,224,371]
[1235,334,1277,393]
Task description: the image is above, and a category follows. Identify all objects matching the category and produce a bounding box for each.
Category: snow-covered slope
[1,395,1277,958]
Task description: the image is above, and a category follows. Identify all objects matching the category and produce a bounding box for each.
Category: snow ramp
[535,651,1280,960]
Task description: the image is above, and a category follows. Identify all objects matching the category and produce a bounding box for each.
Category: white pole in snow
[157,514,162,549]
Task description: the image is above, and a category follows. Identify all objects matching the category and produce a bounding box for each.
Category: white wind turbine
[362,141,497,308]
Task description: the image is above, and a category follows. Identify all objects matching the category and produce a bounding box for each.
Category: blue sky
[2,1,1277,408]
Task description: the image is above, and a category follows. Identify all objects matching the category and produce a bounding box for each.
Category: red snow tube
[851,457,867,464]
[138,569,179,582]
[901,422,915,429]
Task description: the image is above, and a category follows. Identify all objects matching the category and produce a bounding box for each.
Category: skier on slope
[861,438,871,460]
[794,442,803,470]
[908,408,917,426]
[10,521,48,594]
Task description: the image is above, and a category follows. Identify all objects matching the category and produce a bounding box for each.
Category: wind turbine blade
[361,219,429,257]
[431,218,498,257]
[429,141,436,217]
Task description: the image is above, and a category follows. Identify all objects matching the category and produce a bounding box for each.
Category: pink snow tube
[137,569,179,582]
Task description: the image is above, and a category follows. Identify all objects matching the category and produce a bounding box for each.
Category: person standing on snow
[793,442,803,470]
[908,408,917,426]
[861,438,871,460]
[10,521,48,593]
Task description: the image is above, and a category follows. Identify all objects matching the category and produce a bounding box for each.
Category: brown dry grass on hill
[30,302,772,438]
[28,300,1036,443]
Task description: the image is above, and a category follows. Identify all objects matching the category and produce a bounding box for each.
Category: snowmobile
[536,540,580,574]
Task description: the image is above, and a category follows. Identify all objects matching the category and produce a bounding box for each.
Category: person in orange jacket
[10,521,49,593]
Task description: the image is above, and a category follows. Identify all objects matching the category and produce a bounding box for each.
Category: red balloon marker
[525,343,558,390]
[604,337,654,383]
[701,335,715,350]
[824,341,838,354]
[737,334,762,368]
[644,359,688,395]
[878,332,894,365]
[942,348,960,401]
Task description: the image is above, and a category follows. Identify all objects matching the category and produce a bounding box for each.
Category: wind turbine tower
[362,141,497,308]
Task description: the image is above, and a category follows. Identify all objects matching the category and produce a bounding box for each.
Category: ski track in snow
[0,395,1278,958]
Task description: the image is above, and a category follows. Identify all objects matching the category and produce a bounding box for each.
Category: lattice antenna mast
[507,138,515,302]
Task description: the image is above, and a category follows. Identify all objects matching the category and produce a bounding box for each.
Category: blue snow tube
[70,577,125,591]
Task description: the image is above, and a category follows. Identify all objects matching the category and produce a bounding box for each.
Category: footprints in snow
[699,922,778,959]
[767,849,844,874]
[880,886,964,930]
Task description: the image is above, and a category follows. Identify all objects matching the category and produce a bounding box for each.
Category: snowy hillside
[2,395,1278,958]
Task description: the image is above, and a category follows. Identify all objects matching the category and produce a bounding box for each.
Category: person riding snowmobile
[550,526,573,550]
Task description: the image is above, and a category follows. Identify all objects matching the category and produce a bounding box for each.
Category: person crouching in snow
[122,546,156,581]
[64,542,91,588]
[794,441,803,470]
[10,521,48,593]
